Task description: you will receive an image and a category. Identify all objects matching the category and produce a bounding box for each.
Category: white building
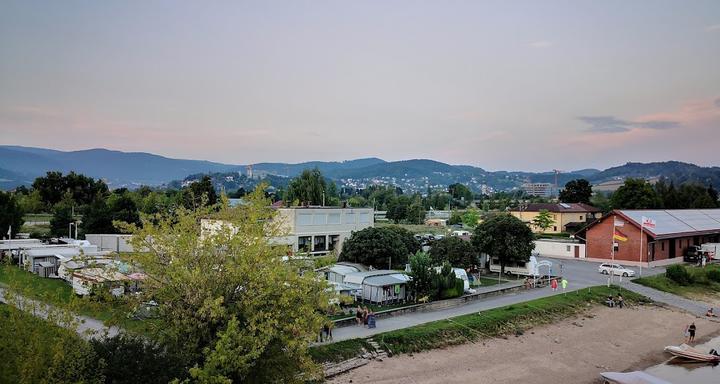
[202,206,374,256]
[85,234,134,253]
[522,182,554,197]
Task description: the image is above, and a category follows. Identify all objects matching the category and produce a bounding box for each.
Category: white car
[598,263,635,277]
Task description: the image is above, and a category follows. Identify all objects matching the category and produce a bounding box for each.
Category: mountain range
[1,145,719,192]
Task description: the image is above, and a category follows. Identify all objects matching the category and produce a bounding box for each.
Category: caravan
[489,253,544,276]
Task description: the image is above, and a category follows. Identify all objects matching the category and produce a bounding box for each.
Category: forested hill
[1,145,718,191]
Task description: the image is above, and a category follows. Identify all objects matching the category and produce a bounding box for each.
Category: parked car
[598,263,635,277]
[684,245,702,262]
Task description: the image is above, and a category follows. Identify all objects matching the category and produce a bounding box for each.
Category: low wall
[333,279,558,328]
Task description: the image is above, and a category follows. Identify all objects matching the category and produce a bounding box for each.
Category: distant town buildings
[521,182,554,197]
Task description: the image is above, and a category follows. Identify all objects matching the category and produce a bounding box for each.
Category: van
[489,255,539,276]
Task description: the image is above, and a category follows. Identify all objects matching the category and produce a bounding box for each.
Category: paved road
[0,286,119,339]
[327,257,668,343]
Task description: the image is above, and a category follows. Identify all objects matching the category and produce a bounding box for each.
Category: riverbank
[329,305,720,384]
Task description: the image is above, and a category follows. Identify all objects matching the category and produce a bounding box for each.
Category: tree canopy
[531,209,555,232]
[610,178,662,209]
[472,214,534,275]
[338,226,419,269]
[559,179,592,204]
[124,186,329,383]
[428,236,478,269]
[284,168,327,206]
[0,190,24,238]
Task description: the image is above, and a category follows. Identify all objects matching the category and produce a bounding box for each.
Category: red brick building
[584,209,720,266]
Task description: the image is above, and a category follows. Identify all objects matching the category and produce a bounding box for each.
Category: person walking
[684,324,691,343]
[355,305,364,326]
[561,278,568,294]
[688,322,697,343]
[550,278,558,292]
[323,322,333,341]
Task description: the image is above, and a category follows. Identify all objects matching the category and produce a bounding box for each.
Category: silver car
[598,263,635,277]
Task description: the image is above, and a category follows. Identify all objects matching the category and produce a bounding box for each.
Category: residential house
[511,203,601,234]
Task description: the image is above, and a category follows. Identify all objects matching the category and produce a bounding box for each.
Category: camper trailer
[490,254,539,276]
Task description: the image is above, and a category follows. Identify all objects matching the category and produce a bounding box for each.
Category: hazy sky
[1,0,719,171]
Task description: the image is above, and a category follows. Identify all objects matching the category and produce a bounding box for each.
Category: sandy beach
[329,305,720,384]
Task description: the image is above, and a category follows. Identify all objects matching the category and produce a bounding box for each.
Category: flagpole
[610,217,615,286]
[639,223,644,278]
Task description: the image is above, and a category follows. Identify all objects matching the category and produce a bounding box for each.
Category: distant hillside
[1,145,718,192]
[245,158,385,178]
[0,146,235,188]
[588,161,720,187]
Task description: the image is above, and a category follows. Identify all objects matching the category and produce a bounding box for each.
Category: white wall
[85,234,134,253]
[534,240,585,259]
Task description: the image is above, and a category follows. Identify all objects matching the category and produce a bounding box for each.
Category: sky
[1,0,719,171]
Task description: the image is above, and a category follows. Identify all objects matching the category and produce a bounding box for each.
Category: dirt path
[329,305,720,384]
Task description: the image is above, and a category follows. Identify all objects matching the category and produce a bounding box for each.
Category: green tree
[387,195,410,223]
[124,186,329,383]
[0,191,24,238]
[16,189,44,214]
[32,171,108,209]
[472,214,534,275]
[80,195,114,235]
[431,262,464,299]
[611,178,661,209]
[559,179,592,204]
[285,168,327,206]
[108,191,141,229]
[590,192,612,214]
[339,227,418,269]
[407,251,434,300]
[447,210,463,225]
[347,196,368,208]
[448,183,473,208]
[428,236,478,269]
[383,225,421,256]
[50,193,75,237]
[461,208,481,228]
[531,209,555,232]
[182,175,218,209]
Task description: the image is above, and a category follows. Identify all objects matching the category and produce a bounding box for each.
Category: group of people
[605,294,625,308]
[355,305,375,327]
[318,322,333,342]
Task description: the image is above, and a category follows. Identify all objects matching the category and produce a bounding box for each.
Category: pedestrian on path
[355,305,364,326]
[688,322,697,343]
[561,278,568,294]
[550,278,558,292]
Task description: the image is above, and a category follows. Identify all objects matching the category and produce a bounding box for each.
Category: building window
[298,214,312,226]
[298,236,312,252]
[313,236,326,252]
[579,215,583,221]
[566,245,571,252]
[553,226,557,232]
[661,241,665,251]
[343,213,356,224]
[328,235,340,251]
[313,214,327,225]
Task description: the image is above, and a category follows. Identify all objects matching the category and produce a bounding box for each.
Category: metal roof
[343,270,407,285]
[618,209,720,238]
[363,274,411,287]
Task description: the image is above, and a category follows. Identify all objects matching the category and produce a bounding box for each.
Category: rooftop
[513,203,601,213]
[615,209,720,238]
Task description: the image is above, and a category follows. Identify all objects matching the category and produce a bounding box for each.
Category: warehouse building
[583,209,720,266]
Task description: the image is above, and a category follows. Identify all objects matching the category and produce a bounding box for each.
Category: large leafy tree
[50,192,76,237]
[339,227,418,269]
[448,183,473,208]
[472,214,534,275]
[285,168,327,206]
[124,187,329,383]
[611,178,661,209]
[531,209,555,232]
[0,191,24,238]
[428,236,478,269]
[32,171,107,209]
[382,225,421,256]
[407,251,434,300]
[182,175,218,209]
[559,179,592,204]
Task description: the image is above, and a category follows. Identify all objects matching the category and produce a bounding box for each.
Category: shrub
[666,264,693,285]
[706,269,720,283]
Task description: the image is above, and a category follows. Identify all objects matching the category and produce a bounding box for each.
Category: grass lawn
[0,264,156,335]
[473,276,510,287]
[633,264,720,301]
[309,338,374,363]
[311,285,648,363]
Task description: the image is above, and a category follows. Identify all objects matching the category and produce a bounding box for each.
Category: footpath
[328,282,585,343]
[0,286,118,339]
[624,281,712,317]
